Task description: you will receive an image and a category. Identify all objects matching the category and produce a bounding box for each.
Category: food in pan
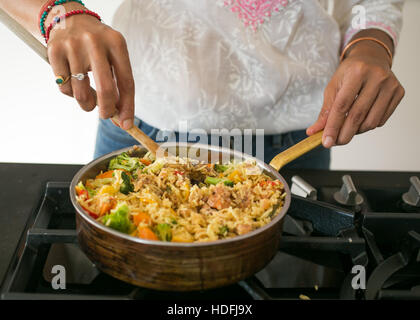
[75,152,286,242]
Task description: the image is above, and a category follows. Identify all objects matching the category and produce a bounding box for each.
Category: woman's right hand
[47,5,135,129]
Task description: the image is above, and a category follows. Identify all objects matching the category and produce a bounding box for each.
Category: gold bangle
[340,37,393,67]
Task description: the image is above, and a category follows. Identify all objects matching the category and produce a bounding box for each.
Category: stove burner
[402,176,420,208]
[334,175,364,207]
[291,176,317,200]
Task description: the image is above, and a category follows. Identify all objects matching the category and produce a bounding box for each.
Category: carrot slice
[132,211,152,226]
[95,170,114,179]
[137,226,158,240]
[140,158,152,166]
[99,199,117,216]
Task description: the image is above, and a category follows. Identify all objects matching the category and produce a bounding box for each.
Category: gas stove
[1,168,419,300]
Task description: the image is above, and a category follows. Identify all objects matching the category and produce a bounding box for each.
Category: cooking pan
[70,134,323,291]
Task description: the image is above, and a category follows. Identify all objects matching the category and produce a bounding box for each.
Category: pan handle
[269,130,324,171]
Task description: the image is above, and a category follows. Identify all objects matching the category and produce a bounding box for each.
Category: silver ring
[71,73,88,81]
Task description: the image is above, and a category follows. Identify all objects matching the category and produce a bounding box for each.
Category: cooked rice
[76,155,286,243]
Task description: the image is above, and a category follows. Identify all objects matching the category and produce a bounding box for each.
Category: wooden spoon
[0,8,160,155]
[269,130,324,171]
[110,116,161,155]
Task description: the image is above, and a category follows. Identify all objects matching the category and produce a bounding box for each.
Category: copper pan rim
[70,142,291,248]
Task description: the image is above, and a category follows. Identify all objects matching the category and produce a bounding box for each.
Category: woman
[1,0,405,169]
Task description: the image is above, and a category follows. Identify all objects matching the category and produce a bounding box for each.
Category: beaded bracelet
[45,9,102,43]
[39,0,85,39]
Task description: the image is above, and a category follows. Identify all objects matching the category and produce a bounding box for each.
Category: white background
[0,0,419,171]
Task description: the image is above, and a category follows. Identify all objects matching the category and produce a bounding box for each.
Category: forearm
[0,0,84,38]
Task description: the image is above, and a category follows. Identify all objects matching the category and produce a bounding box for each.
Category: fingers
[88,41,118,120]
[108,32,135,130]
[358,81,401,134]
[378,85,405,127]
[66,46,96,112]
[336,83,379,145]
[307,80,337,136]
[322,78,363,148]
[47,25,134,125]
[48,44,73,97]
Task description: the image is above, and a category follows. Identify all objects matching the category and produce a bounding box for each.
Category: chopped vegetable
[147,159,164,174]
[87,187,96,198]
[132,211,152,226]
[82,205,98,219]
[108,152,144,172]
[137,226,158,240]
[204,176,234,187]
[228,170,243,183]
[219,225,229,236]
[214,164,229,172]
[101,202,135,234]
[223,180,234,187]
[99,198,116,216]
[120,171,134,195]
[143,151,156,163]
[155,223,172,241]
[75,181,87,197]
[98,185,116,195]
[268,202,281,218]
[95,170,114,179]
[89,178,114,189]
[140,158,152,166]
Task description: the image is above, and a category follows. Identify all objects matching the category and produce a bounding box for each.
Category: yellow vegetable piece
[228,170,243,183]
[98,185,116,195]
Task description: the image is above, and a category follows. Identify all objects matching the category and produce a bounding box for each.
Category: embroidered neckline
[224,0,289,31]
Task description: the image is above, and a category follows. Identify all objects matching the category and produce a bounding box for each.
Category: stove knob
[291,175,317,200]
[402,176,420,207]
[334,175,364,206]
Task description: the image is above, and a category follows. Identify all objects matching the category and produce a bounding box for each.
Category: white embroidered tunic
[112,0,404,134]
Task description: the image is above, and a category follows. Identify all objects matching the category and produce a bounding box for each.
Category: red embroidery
[224,0,289,31]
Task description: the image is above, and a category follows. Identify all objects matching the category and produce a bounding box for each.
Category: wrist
[347,40,389,59]
[44,2,86,28]
[342,39,393,69]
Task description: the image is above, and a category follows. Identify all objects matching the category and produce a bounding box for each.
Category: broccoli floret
[155,223,172,241]
[219,225,229,236]
[101,202,135,234]
[223,180,234,187]
[108,152,143,172]
[147,159,164,174]
[120,171,134,195]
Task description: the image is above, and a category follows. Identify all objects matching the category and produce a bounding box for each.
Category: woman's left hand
[307,39,405,148]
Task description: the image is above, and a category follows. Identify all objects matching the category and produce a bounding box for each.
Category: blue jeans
[94,118,330,170]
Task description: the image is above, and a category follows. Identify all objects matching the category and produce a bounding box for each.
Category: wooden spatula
[269,130,324,171]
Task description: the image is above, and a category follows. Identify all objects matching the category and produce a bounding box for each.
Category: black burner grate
[1,181,419,300]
